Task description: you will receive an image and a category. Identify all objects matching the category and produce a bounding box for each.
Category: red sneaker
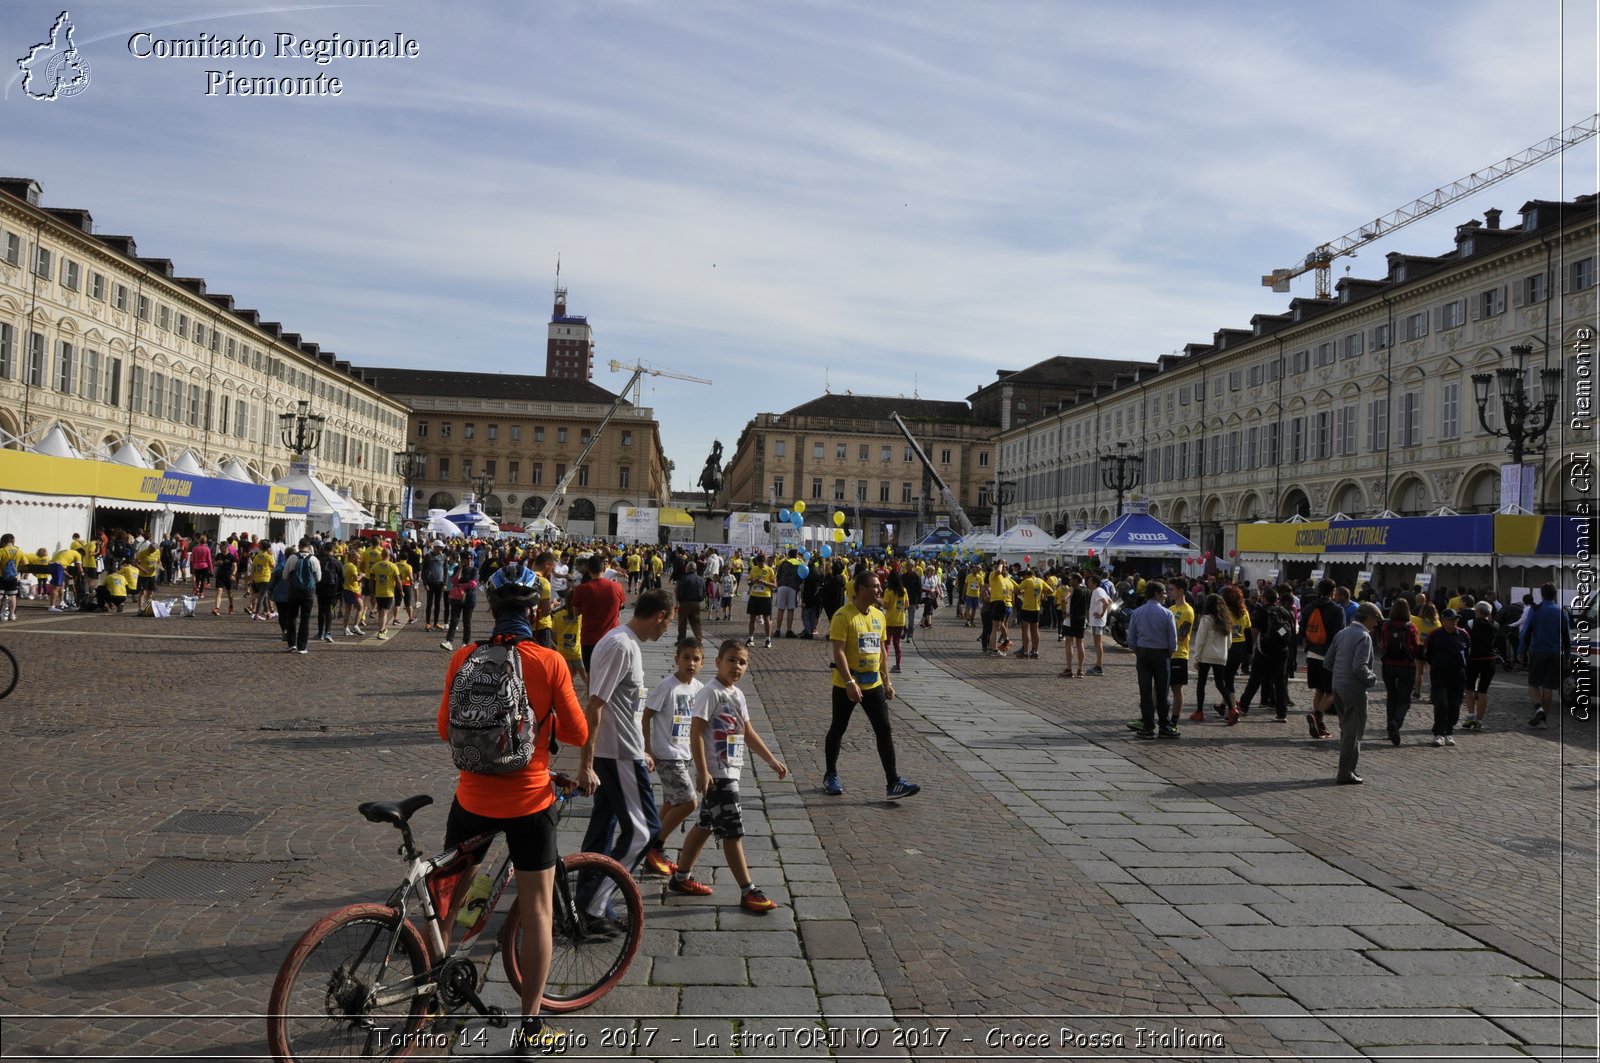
[668,875,713,896]
[740,887,779,913]
[642,849,676,876]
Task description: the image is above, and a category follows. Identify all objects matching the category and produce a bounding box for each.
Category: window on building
[176,312,189,338]
[437,457,450,480]
[772,476,784,498]
[90,271,106,300]
[113,284,130,311]
[1,231,19,266]
[978,451,989,467]
[530,463,542,484]
[810,477,823,499]
[416,420,428,437]
[1572,257,1597,291]
[157,304,170,331]
[1368,397,1389,451]
[1247,363,1263,387]
[169,376,185,421]
[557,428,568,444]
[1,323,17,379]
[1480,287,1505,317]
[483,459,496,479]
[881,446,892,462]
[33,246,52,279]
[188,384,201,426]
[131,365,145,412]
[1289,417,1305,462]
[1342,333,1363,359]
[510,425,521,442]
[1440,299,1466,329]
[858,444,869,461]
[620,430,631,447]
[902,446,913,462]
[1441,381,1459,439]
[26,331,44,387]
[900,482,912,504]
[618,466,630,489]
[534,426,545,443]
[1229,370,1242,391]
[773,439,786,458]
[487,424,498,441]
[1291,350,1310,374]
[1524,272,1548,304]
[1400,391,1422,446]
[136,294,151,321]
[439,422,452,438]
[580,428,592,444]
[1405,311,1428,341]
[879,481,890,502]
[81,347,100,401]
[54,340,74,393]
[462,459,473,480]
[835,443,847,460]
[218,395,230,434]
[1314,411,1332,459]
[463,423,475,440]
[1338,405,1356,456]
[833,479,845,500]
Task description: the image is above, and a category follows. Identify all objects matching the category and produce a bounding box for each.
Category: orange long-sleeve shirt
[437,637,588,818]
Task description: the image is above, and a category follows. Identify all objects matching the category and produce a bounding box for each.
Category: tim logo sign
[17,11,91,100]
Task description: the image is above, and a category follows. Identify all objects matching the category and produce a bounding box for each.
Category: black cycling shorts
[444,796,558,872]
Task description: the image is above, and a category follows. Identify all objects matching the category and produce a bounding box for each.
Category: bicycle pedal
[485,1005,508,1029]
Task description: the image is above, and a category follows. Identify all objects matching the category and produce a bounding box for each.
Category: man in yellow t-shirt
[745,552,777,648]
[135,541,163,610]
[341,556,364,636]
[625,550,642,593]
[100,566,129,612]
[987,563,1016,655]
[963,568,983,625]
[49,544,82,612]
[729,551,745,594]
[1166,580,1197,722]
[0,533,27,621]
[369,548,401,639]
[396,555,416,624]
[1016,569,1045,659]
[824,570,918,800]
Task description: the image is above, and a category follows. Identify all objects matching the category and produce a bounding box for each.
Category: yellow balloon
[833,511,845,526]
[793,501,806,514]
[832,528,845,542]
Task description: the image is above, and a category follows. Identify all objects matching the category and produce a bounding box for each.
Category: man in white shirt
[576,588,674,927]
[1087,580,1113,676]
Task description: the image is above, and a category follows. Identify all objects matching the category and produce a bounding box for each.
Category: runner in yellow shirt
[745,553,777,647]
[136,542,163,610]
[341,556,364,636]
[729,551,746,595]
[101,566,129,612]
[1166,580,1196,721]
[963,568,983,626]
[824,570,918,800]
[396,555,416,625]
[369,549,401,639]
[625,551,642,593]
[987,563,1016,655]
[0,534,27,621]
[49,545,82,612]
[883,572,910,673]
[1015,569,1045,660]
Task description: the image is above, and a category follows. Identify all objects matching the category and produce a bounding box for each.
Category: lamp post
[994,478,1017,535]
[1100,441,1143,517]
[1472,343,1562,465]
[469,471,494,511]
[278,399,325,459]
[395,445,425,522]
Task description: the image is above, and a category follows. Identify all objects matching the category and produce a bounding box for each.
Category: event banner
[0,448,309,514]
[615,506,659,544]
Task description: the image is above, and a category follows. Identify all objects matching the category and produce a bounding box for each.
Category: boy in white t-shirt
[719,573,735,620]
[668,639,788,913]
[639,638,705,876]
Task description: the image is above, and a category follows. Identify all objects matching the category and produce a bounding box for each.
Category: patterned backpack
[446,638,545,774]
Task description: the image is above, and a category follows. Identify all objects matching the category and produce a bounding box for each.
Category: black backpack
[319,556,343,595]
[1382,620,1410,662]
[1256,604,1294,655]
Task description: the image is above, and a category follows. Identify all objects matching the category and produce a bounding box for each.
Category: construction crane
[1264,114,1600,298]
[536,360,711,526]
[889,411,976,537]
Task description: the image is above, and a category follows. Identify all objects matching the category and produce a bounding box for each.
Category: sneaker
[1528,709,1547,728]
[1133,728,1156,740]
[740,887,779,913]
[784,631,797,639]
[886,777,921,800]
[1433,735,1446,746]
[581,914,625,938]
[823,773,844,796]
[440,641,454,651]
[890,664,901,674]
[298,649,309,655]
[1226,707,1241,726]
[1188,711,1206,723]
[1086,666,1104,676]
[1271,715,1287,723]
[1317,728,1333,739]
[668,874,714,896]
[745,636,754,647]
[322,633,334,643]
[1443,735,1456,746]
[1158,728,1181,739]
[1388,723,1401,746]
[764,638,772,648]
[376,630,390,641]
[642,850,676,876]
[512,1021,567,1058]
[352,625,366,636]
[1305,713,1321,739]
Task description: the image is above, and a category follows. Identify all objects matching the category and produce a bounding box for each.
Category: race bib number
[724,732,745,768]
[671,705,693,741]
[858,632,881,656]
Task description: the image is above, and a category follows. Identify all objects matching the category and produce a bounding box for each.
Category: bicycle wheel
[0,643,15,700]
[267,903,433,1061]
[500,852,643,1013]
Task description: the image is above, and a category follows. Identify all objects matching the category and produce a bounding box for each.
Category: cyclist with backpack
[438,561,590,1055]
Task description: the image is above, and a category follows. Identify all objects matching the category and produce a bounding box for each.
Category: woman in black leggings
[442,553,479,649]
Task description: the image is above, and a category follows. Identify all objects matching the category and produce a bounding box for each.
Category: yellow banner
[1235,521,1330,554]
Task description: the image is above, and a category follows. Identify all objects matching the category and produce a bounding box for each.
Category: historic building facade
[359,368,670,538]
[995,194,1598,558]
[720,394,1001,545]
[0,177,409,518]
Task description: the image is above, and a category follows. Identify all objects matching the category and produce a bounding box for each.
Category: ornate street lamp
[1472,343,1562,465]
[994,478,1017,534]
[278,399,325,457]
[395,445,425,521]
[469,470,494,510]
[1100,441,1143,517]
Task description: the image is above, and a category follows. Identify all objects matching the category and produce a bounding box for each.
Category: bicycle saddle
[358,794,433,827]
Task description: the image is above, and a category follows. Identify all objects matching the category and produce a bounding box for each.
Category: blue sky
[5,1,1596,487]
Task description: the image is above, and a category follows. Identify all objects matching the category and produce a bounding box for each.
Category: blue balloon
[797,564,810,580]
[790,512,803,528]
[820,544,833,558]
[779,508,791,522]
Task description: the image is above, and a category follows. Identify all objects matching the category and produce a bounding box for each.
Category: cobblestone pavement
[0,595,1593,1061]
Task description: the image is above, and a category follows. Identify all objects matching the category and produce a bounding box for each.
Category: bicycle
[0,641,16,700]
[267,773,643,1061]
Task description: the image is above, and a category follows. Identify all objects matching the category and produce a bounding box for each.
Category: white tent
[108,439,154,468]
[167,448,208,475]
[960,530,1000,554]
[1047,525,1092,557]
[274,470,371,534]
[217,459,256,483]
[524,517,563,538]
[31,424,81,459]
[993,521,1055,563]
[444,502,499,537]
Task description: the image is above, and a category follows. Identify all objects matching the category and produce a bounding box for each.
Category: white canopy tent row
[273,469,373,539]
[991,520,1057,564]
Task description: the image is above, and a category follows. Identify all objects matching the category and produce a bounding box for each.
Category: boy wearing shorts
[668,639,789,913]
[640,638,705,876]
